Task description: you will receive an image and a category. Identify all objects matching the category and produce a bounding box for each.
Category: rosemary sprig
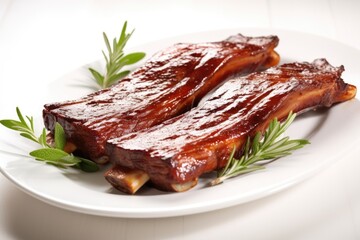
[210,112,310,186]
[0,107,49,147]
[89,21,146,89]
[0,107,99,172]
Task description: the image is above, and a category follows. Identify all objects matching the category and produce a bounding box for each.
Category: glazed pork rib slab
[43,34,279,163]
[106,59,356,193]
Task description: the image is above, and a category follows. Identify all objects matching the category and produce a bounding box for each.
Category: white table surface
[1,0,360,239]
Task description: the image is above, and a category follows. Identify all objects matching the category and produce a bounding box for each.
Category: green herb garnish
[0,107,99,172]
[89,21,146,89]
[210,112,309,186]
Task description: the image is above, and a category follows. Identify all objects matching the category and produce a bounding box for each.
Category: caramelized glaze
[43,34,279,162]
[106,59,356,191]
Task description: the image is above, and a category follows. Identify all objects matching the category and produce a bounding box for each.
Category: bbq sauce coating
[106,59,356,191]
[43,34,279,162]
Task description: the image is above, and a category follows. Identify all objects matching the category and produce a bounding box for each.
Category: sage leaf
[30,148,69,161]
[75,157,100,172]
[54,122,66,150]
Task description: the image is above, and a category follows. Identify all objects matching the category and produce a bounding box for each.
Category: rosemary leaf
[38,128,49,147]
[0,107,39,143]
[88,68,104,86]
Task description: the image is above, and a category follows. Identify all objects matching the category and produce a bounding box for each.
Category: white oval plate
[1,29,360,218]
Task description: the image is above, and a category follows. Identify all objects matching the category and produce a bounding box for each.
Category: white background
[1,0,360,239]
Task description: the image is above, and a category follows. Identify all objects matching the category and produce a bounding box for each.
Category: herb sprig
[210,112,309,186]
[89,21,146,89]
[0,107,99,172]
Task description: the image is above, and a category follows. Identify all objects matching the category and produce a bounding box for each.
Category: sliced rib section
[106,59,356,192]
[43,34,280,163]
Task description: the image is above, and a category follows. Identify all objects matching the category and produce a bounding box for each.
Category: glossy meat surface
[43,34,279,162]
[106,59,356,191]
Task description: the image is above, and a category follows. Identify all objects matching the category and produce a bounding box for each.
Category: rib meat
[106,59,357,192]
[43,34,279,163]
